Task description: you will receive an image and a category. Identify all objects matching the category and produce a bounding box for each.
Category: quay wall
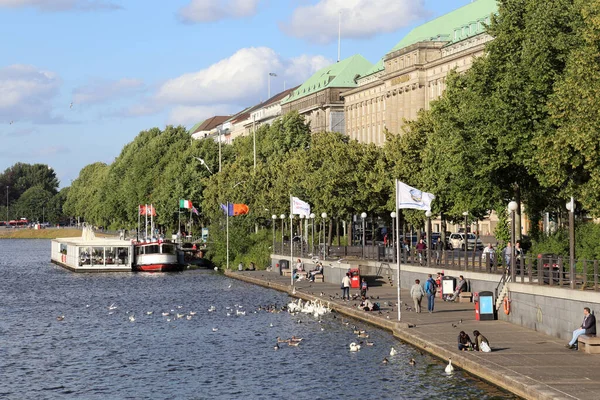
[270,255,600,341]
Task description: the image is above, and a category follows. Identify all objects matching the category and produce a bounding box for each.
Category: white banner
[396,181,435,211]
[291,196,311,216]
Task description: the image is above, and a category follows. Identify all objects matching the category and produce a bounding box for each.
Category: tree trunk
[348,217,353,247]
[336,218,340,246]
[514,184,522,242]
[328,219,333,246]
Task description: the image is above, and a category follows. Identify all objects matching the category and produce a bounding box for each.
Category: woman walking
[410,279,425,313]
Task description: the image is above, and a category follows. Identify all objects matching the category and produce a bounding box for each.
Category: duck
[176,313,185,319]
[409,358,416,366]
[56,315,65,321]
[276,337,288,343]
[357,332,369,338]
[349,342,361,352]
[445,358,454,374]
[288,340,300,347]
[186,315,192,320]
[290,336,303,342]
[382,357,389,364]
[274,343,279,350]
[366,341,374,346]
[390,347,397,356]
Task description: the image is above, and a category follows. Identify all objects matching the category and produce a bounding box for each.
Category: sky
[0,0,475,187]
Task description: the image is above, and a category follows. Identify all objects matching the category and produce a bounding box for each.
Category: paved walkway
[225,270,600,400]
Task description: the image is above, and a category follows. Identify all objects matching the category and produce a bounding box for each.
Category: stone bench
[313,273,324,282]
[578,335,600,354]
[282,269,292,277]
[459,292,472,303]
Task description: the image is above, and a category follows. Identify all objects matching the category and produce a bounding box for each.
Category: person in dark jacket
[458,331,473,351]
[567,307,597,349]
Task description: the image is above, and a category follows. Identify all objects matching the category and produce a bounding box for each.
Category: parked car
[448,233,484,250]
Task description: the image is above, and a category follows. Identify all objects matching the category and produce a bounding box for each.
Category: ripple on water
[0,240,518,400]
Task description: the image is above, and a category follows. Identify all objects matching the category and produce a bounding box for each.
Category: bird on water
[445,358,454,374]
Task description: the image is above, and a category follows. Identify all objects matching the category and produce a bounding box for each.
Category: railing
[273,241,600,292]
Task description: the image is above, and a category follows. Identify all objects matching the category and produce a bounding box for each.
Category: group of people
[482,241,525,268]
[458,330,491,352]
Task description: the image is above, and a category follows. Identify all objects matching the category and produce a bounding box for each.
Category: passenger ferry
[133,240,184,272]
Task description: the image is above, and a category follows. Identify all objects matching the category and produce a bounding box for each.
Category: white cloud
[155,47,331,106]
[0,64,62,123]
[282,0,428,43]
[178,0,259,23]
[0,0,122,12]
[72,78,145,105]
[167,105,235,126]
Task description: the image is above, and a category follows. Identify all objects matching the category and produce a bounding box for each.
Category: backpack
[426,279,437,294]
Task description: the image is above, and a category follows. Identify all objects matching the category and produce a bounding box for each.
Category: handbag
[480,341,492,353]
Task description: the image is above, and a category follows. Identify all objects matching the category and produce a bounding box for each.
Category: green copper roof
[281,54,373,104]
[188,120,204,134]
[389,0,498,53]
[361,59,385,78]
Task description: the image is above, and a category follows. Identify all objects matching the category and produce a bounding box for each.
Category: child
[360,278,368,297]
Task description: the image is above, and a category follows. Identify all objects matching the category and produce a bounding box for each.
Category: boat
[133,240,184,272]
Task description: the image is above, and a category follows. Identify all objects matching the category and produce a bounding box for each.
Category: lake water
[0,240,516,399]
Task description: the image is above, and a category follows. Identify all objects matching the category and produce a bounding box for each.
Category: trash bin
[442,276,456,299]
[477,291,495,321]
[350,268,360,289]
[473,292,480,321]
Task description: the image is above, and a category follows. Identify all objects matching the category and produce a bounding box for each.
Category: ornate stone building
[280,55,373,134]
[343,0,497,144]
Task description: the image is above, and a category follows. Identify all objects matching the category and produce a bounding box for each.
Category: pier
[225,268,600,400]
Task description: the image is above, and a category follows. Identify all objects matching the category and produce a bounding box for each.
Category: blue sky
[0,0,474,187]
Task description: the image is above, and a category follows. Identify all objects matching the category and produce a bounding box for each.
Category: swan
[349,342,361,352]
[445,358,454,374]
[390,347,397,356]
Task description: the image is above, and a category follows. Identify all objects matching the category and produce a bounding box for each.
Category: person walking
[341,273,351,301]
[425,274,437,313]
[360,278,368,297]
[566,307,597,349]
[410,279,425,313]
[416,239,426,265]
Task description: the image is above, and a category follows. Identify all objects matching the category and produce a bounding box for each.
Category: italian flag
[179,199,193,209]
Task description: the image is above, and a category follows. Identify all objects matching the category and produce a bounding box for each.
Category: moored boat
[133,240,184,272]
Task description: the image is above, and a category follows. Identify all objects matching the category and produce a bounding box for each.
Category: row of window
[454,17,490,42]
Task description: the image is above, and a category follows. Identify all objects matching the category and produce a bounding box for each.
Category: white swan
[445,358,454,374]
[390,347,397,356]
[349,342,361,352]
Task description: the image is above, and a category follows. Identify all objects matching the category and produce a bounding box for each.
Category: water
[0,240,516,399]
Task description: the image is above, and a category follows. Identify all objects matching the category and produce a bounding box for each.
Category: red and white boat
[133,240,184,272]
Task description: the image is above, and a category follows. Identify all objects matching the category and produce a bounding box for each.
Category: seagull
[390,347,397,356]
[269,323,274,328]
[176,313,185,319]
[208,306,216,312]
[212,327,218,332]
[445,358,454,374]
[228,284,232,288]
[186,315,192,320]
[109,303,117,310]
[189,311,197,316]
[9,120,14,125]
[146,311,153,315]
[129,315,135,322]
[69,102,73,109]
[236,310,246,316]
[162,312,169,316]
[56,315,65,321]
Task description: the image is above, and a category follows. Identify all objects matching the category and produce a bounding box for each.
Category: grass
[0,228,115,239]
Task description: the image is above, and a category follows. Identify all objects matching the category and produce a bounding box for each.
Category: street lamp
[299,214,305,258]
[280,214,285,254]
[566,197,575,288]
[361,212,367,257]
[321,212,328,260]
[268,72,277,98]
[272,214,277,254]
[390,211,397,251]
[310,213,315,255]
[425,210,432,268]
[194,157,213,174]
[508,201,518,280]
[462,211,469,270]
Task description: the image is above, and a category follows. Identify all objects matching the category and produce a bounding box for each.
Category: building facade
[343,0,497,144]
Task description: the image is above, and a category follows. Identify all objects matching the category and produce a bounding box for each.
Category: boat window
[117,247,129,265]
[145,245,160,254]
[162,244,174,253]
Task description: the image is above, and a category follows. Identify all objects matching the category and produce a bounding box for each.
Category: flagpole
[290,195,293,287]
[226,201,230,270]
[395,180,402,321]
[150,204,154,240]
[178,202,181,243]
[137,205,140,241]
[145,204,148,240]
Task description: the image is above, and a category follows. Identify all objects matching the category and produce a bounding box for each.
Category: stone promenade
[225,269,600,400]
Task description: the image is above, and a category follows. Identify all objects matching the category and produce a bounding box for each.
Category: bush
[530,223,600,261]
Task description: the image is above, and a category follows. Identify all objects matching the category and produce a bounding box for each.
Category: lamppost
[462,211,469,270]
[390,211,396,254]
[361,212,367,258]
[299,214,305,258]
[280,214,285,255]
[426,210,432,268]
[310,213,315,255]
[272,214,277,254]
[268,72,277,98]
[566,197,575,288]
[321,212,327,260]
[508,201,518,280]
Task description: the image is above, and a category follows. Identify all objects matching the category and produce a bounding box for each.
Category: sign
[391,74,411,86]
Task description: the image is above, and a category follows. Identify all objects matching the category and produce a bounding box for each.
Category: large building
[280,54,373,134]
[343,0,497,144]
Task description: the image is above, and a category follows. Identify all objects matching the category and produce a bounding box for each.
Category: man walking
[410,279,425,313]
[425,274,437,313]
[341,273,351,301]
[566,307,597,349]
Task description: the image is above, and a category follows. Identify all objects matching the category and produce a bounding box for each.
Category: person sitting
[445,275,467,302]
[566,307,597,349]
[245,262,256,271]
[472,330,491,352]
[359,296,379,311]
[309,262,323,281]
[458,331,473,351]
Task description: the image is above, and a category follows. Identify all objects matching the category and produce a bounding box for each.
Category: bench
[459,292,472,303]
[282,269,292,277]
[313,273,324,282]
[578,335,600,354]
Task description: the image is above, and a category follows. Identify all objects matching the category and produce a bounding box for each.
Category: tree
[13,186,54,222]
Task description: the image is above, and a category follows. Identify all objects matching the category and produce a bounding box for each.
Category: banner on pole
[220,203,249,216]
[179,199,193,209]
[395,181,435,211]
[291,196,310,216]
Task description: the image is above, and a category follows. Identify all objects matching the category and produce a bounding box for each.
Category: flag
[291,196,310,216]
[191,206,199,216]
[179,199,193,209]
[395,181,435,211]
[139,205,156,216]
[220,203,249,216]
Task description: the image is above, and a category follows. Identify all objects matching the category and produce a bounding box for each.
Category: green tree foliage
[0,163,59,206]
[13,186,54,222]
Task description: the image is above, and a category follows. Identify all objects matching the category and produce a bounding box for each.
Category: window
[454,29,459,40]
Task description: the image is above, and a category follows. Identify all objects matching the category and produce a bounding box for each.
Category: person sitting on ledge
[359,296,379,311]
[445,275,467,302]
[458,331,473,351]
[473,330,491,352]
[308,262,323,282]
[245,262,256,271]
[566,307,596,349]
